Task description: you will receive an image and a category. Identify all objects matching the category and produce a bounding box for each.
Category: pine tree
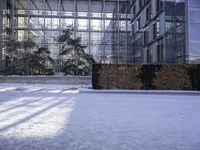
[57,26,95,75]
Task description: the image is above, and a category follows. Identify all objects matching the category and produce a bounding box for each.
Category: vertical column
[73,0,77,74]
[58,0,61,72]
[88,0,91,54]
[58,0,61,31]
[125,2,128,63]
[11,0,15,40]
[28,0,30,41]
[103,0,106,64]
[173,2,177,63]
[0,0,3,70]
[11,0,15,73]
[73,0,77,38]
[100,1,102,62]
[117,0,120,64]
[185,0,189,64]
[43,0,46,43]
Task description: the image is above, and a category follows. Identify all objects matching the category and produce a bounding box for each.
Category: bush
[153,65,192,90]
[92,64,200,90]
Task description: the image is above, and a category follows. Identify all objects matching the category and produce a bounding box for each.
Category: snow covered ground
[0,83,200,150]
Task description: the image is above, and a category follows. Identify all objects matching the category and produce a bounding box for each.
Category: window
[157,43,163,63]
[18,17,25,28]
[133,5,136,18]
[147,48,151,63]
[144,27,148,45]
[17,30,24,41]
[157,0,162,13]
[153,22,157,39]
[146,4,152,22]
[136,17,141,31]
[139,0,143,10]
[132,23,134,34]
[91,20,101,31]
[78,19,88,30]
[157,21,160,37]
[153,21,160,39]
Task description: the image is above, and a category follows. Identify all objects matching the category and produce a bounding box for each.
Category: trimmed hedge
[92,64,200,90]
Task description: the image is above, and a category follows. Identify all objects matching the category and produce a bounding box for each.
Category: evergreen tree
[57,26,95,75]
[2,36,23,74]
[32,45,54,75]
[2,36,54,75]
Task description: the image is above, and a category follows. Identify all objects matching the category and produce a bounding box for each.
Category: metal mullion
[11,0,15,40]
[125,2,128,63]
[58,0,61,72]
[43,0,46,43]
[117,0,120,64]
[27,0,30,41]
[103,0,106,64]
[11,0,15,74]
[100,0,103,63]
[88,0,91,55]
[0,0,3,65]
[73,0,77,38]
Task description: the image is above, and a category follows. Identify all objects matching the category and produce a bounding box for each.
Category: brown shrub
[153,65,192,90]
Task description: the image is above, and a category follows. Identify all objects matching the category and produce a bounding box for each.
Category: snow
[0,83,200,150]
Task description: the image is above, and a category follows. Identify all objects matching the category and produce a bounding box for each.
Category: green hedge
[92,64,200,90]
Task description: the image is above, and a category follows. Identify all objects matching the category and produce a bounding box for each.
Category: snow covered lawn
[0,83,200,150]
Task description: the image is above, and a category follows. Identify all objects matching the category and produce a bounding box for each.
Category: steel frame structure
[0,0,133,72]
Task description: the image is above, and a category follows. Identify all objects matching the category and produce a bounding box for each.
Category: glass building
[131,0,200,64]
[186,0,200,63]
[0,0,132,71]
[1,0,200,72]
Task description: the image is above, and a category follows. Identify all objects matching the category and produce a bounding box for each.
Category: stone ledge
[0,76,91,85]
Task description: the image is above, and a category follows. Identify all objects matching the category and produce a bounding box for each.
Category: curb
[79,89,200,96]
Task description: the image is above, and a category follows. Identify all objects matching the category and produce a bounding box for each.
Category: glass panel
[18,17,25,28]
[17,30,24,41]
[91,20,102,31]
[78,19,88,30]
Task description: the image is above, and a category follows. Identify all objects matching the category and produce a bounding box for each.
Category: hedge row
[92,64,200,90]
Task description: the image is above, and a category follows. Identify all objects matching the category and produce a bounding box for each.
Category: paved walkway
[0,83,200,150]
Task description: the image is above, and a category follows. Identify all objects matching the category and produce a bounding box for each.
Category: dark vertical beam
[73,0,77,38]
[185,0,189,64]
[61,0,64,11]
[11,0,15,72]
[88,0,91,55]
[125,1,128,63]
[58,0,61,72]
[117,0,120,64]
[102,0,106,64]
[11,0,15,40]
[0,0,4,70]
[28,0,30,40]
[43,0,46,43]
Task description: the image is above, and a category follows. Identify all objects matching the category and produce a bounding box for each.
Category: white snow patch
[0,83,200,150]
[0,96,74,138]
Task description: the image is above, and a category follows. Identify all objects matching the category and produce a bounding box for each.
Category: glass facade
[0,0,133,71]
[187,0,200,63]
[130,0,200,64]
[1,0,200,71]
[164,0,185,64]
[131,0,186,64]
